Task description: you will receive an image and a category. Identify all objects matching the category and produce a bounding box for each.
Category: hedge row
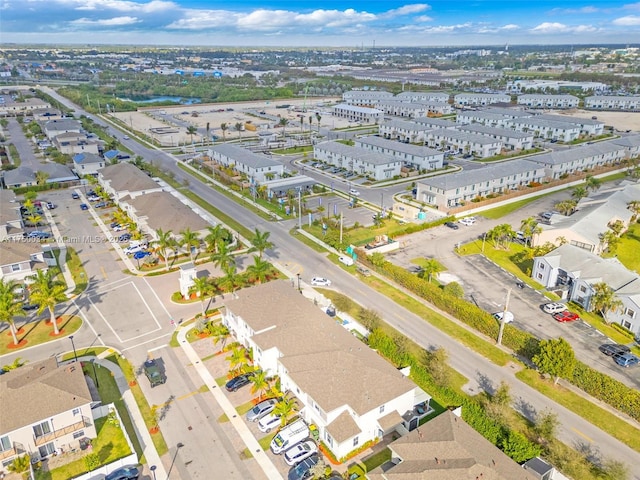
[357,249,640,424]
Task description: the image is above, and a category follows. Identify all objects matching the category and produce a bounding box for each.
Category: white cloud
[46,0,175,13]
[612,15,640,25]
[531,22,597,34]
[477,23,520,34]
[70,15,139,25]
[381,4,430,18]
[414,15,433,23]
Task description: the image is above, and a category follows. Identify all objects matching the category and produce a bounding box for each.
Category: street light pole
[150,465,157,480]
[69,335,78,363]
[296,273,301,293]
[166,443,184,480]
[91,359,99,388]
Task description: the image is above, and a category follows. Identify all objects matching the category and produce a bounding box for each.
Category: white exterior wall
[509,121,580,142]
[454,94,510,106]
[74,161,105,177]
[0,252,47,283]
[379,124,430,144]
[425,132,502,158]
[313,146,401,180]
[208,150,283,183]
[585,96,640,110]
[517,95,579,108]
[608,297,640,336]
[332,105,384,124]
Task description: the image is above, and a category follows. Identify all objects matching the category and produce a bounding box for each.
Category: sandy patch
[547,109,640,132]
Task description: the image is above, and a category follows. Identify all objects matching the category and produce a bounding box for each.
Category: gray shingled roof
[4,166,36,186]
[611,134,640,148]
[223,281,418,416]
[414,117,457,128]
[0,358,93,434]
[459,124,533,139]
[128,191,210,233]
[356,135,443,157]
[530,140,626,166]
[429,128,502,145]
[208,144,282,169]
[418,159,543,190]
[315,141,399,166]
[100,162,160,192]
[380,119,433,132]
[537,113,603,126]
[510,118,581,130]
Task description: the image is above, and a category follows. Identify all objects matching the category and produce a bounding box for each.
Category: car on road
[80,203,89,210]
[444,221,459,230]
[553,311,580,323]
[105,465,140,480]
[613,352,640,368]
[143,359,166,387]
[349,188,360,196]
[225,373,253,392]
[258,413,282,433]
[71,192,80,199]
[287,453,320,480]
[493,311,514,323]
[542,303,566,314]
[45,202,56,209]
[118,233,132,242]
[87,195,100,202]
[458,217,476,226]
[599,344,631,357]
[27,231,51,239]
[284,441,318,466]
[246,398,278,422]
[311,277,331,287]
[338,255,354,267]
[122,135,130,140]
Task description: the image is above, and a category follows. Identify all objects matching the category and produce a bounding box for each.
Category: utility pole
[497,288,511,346]
[339,212,343,244]
[297,189,302,230]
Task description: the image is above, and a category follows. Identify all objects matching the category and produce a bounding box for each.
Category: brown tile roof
[100,162,159,193]
[0,191,19,224]
[128,191,210,234]
[326,410,361,443]
[367,410,533,480]
[0,358,93,433]
[0,241,42,266]
[377,409,405,431]
[223,281,417,416]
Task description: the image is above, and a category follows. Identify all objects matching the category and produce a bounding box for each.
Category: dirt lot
[547,108,640,132]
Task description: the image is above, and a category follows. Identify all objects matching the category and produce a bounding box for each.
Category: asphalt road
[32,87,640,477]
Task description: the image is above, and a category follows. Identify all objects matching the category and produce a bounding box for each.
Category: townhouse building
[585,95,640,111]
[537,114,605,136]
[313,141,402,180]
[509,118,581,142]
[42,119,82,141]
[207,144,284,183]
[533,244,640,336]
[456,110,529,128]
[378,119,434,144]
[98,162,163,201]
[53,132,101,156]
[342,90,394,106]
[221,281,431,460]
[611,134,640,158]
[413,117,458,130]
[72,153,106,177]
[331,104,384,124]
[0,190,24,241]
[424,129,503,158]
[394,91,450,103]
[416,159,545,210]
[453,93,511,106]
[354,136,444,171]
[517,94,579,109]
[529,141,628,179]
[0,97,50,116]
[0,242,53,283]
[458,124,534,151]
[376,100,452,118]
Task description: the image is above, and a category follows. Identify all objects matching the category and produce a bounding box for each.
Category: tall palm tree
[278,118,289,138]
[554,200,577,216]
[486,223,515,250]
[250,370,270,401]
[211,242,235,270]
[246,256,272,284]
[234,122,243,139]
[218,263,239,295]
[273,394,299,427]
[28,269,67,336]
[0,279,24,346]
[179,228,200,263]
[520,217,541,247]
[35,170,50,186]
[585,175,601,193]
[220,123,228,141]
[204,225,230,254]
[250,228,273,260]
[209,322,230,351]
[190,276,213,316]
[591,282,623,322]
[571,186,588,201]
[186,125,198,144]
[418,259,443,283]
[628,200,640,220]
[315,112,322,132]
[153,228,175,271]
[225,345,248,376]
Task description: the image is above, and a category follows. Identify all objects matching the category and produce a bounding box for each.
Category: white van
[338,255,354,267]
[270,419,309,454]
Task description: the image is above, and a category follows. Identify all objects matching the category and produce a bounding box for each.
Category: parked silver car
[246,398,278,422]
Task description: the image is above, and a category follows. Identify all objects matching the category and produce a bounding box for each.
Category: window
[73,431,85,439]
[353,436,359,447]
[537,273,543,280]
[11,264,20,272]
[73,408,80,415]
[539,264,545,270]
[38,442,55,458]
[579,285,587,293]
[379,405,385,414]
[325,432,333,446]
[33,421,51,438]
[626,308,636,319]
[0,435,11,452]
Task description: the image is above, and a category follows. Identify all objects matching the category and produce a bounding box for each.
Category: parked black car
[225,373,253,392]
[288,453,320,480]
[105,465,140,480]
[444,221,459,230]
[599,344,631,357]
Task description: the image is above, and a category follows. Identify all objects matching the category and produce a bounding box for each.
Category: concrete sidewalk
[175,325,284,480]
[43,206,76,295]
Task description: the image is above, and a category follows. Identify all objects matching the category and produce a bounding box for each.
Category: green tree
[220,123,228,141]
[554,199,577,216]
[250,228,273,259]
[2,357,27,372]
[0,279,24,345]
[627,200,640,220]
[250,369,270,400]
[218,263,239,295]
[187,125,198,144]
[424,347,450,388]
[533,338,576,385]
[225,345,248,376]
[443,281,464,298]
[356,307,382,331]
[153,228,175,271]
[519,217,541,246]
[179,228,200,263]
[607,219,625,236]
[315,112,322,131]
[8,454,31,476]
[28,269,67,336]
[369,252,387,268]
[35,170,50,186]
[486,223,516,250]
[234,122,243,139]
[590,282,623,321]
[585,174,601,192]
[211,242,235,270]
[190,276,213,316]
[601,458,630,480]
[278,118,289,138]
[418,259,443,283]
[499,430,541,463]
[246,256,272,284]
[571,185,588,201]
[209,322,230,351]
[273,394,299,427]
[533,409,559,445]
[204,224,230,254]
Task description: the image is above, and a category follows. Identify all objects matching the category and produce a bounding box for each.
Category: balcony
[34,417,92,446]
[0,442,26,461]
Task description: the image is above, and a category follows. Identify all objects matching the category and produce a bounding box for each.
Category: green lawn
[603,221,640,272]
[0,316,83,355]
[66,247,88,295]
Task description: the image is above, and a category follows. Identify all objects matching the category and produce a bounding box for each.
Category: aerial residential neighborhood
[1,18,640,480]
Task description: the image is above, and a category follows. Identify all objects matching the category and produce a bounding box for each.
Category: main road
[41,87,640,477]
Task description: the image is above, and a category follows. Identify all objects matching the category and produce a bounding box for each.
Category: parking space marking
[87,296,126,344]
[143,277,174,321]
[101,266,108,280]
[132,281,163,331]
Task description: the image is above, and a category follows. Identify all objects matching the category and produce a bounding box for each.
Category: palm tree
[25,212,42,227]
[250,228,274,259]
[204,225,230,254]
[599,230,620,253]
[591,282,623,322]
[35,170,50,186]
[234,122,243,139]
[315,112,322,131]
[250,370,270,401]
[190,276,213,316]
[179,228,200,263]
[585,175,601,193]
[278,118,289,138]
[218,263,239,295]
[418,259,443,283]
[153,228,175,271]
[28,269,67,336]
[209,322,230,351]
[571,185,588,201]
[554,200,577,216]
[211,242,235,270]
[486,224,515,250]
[608,220,625,236]
[246,256,272,284]
[273,394,299,427]
[225,345,248,376]
[520,217,541,247]
[7,455,30,477]
[186,125,198,144]
[220,123,228,141]
[628,200,640,220]
[0,279,24,346]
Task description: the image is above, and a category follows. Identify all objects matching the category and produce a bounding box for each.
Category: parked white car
[493,311,514,323]
[542,303,566,314]
[349,188,360,196]
[311,277,331,287]
[458,217,476,226]
[284,441,318,466]
[124,245,144,255]
[338,255,354,266]
[258,413,282,433]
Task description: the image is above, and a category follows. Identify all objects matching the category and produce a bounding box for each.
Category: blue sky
[2,0,640,46]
